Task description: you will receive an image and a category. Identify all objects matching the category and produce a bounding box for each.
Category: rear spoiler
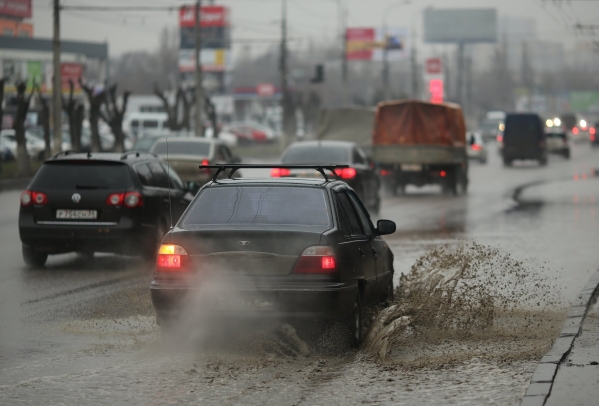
[199,164,350,182]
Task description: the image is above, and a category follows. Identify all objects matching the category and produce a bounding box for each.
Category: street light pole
[52,0,62,154]
[381,1,410,101]
[337,0,348,105]
[194,0,204,137]
[280,0,288,151]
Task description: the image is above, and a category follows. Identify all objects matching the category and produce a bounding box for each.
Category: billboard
[424,58,444,104]
[179,5,229,28]
[0,0,31,19]
[346,27,409,61]
[179,49,231,73]
[570,91,599,113]
[423,9,497,43]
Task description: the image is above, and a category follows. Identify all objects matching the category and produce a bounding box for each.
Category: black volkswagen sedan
[150,165,396,345]
[19,152,191,267]
[274,141,381,213]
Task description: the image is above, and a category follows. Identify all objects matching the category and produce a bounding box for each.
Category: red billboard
[346,28,375,61]
[179,5,229,28]
[61,63,84,92]
[0,0,31,19]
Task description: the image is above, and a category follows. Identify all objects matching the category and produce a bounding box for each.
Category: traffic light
[311,64,324,83]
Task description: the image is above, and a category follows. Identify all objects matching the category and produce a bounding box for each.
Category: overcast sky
[30,0,598,57]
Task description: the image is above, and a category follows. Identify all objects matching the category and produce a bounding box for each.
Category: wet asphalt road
[0,142,598,405]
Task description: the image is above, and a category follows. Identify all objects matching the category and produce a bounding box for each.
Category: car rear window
[153,141,211,156]
[32,162,133,190]
[547,132,566,139]
[133,137,161,152]
[182,186,331,228]
[504,115,543,143]
[282,145,350,164]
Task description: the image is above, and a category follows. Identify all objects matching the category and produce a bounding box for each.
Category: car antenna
[166,137,173,233]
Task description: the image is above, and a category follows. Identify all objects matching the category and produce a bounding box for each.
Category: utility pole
[280,0,288,151]
[456,42,464,106]
[194,0,204,137]
[338,0,348,105]
[52,0,62,154]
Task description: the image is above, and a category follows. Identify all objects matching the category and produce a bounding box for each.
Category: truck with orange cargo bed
[371,100,469,195]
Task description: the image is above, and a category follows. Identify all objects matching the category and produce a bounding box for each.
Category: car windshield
[153,141,211,156]
[547,132,566,139]
[282,145,350,164]
[182,186,331,228]
[133,137,161,152]
[32,162,133,190]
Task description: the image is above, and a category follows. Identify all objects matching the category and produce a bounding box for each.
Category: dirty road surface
[1,143,598,405]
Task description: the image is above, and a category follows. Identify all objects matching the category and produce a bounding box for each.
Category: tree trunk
[90,113,101,152]
[14,82,32,176]
[16,143,30,176]
[113,127,125,153]
[73,104,83,151]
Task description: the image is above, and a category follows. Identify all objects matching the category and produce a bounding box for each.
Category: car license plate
[401,164,423,172]
[56,209,98,220]
[214,296,275,310]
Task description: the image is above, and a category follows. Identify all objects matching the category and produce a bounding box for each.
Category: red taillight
[271,168,291,177]
[201,159,210,166]
[293,246,337,274]
[573,128,579,135]
[471,144,482,151]
[124,192,143,208]
[497,134,503,143]
[156,244,190,272]
[440,170,447,177]
[21,191,47,206]
[590,127,596,135]
[106,192,143,207]
[380,169,391,176]
[106,193,124,206]
[334,167,357,179]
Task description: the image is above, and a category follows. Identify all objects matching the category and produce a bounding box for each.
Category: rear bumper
[150,280,358,320]
[19,216,155,254]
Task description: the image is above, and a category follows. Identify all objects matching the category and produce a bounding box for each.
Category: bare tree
[13,81,34,176]
[62,79,82,151]
[101,84,130,153]
[79,79,106,153]
[34,84,52,159]
[154,84,192,131]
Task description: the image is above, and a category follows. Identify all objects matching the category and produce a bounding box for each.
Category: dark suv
[19,152,191,267]
[501,113,547,166]
[150,164,396,345]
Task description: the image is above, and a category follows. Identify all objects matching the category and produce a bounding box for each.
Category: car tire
[479,157,487,164]
[22,245,48,268]
[347,293,364,347]
[563,150,571,159]
[503,158,512,167]
[143,220,168,261]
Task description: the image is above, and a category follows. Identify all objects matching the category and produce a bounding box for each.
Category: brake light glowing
[293,246,337,274]
[573,127,579,135]
[590,127,596,135]
[20,191,47,206]
[497,134,503,143]
[380,169,391,176]
[471,144,482,151]
[334,167,357,179]
[156,244,190,272]
[440,170,447,177]
[271,168,291,177]
[201,159,210,166]
[106,192,143,207]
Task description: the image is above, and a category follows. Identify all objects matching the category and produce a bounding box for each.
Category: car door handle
[358,248,365,257]
[372,248,378,258]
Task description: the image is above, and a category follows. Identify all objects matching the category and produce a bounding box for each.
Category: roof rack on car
[199,164,350,182]
[120,151,158,160]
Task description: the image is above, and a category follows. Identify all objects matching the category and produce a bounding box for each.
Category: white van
[125,112,170,138]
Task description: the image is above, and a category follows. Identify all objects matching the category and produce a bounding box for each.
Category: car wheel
[22,245,48,268]
[144,220,168,260]
[503,158,512,167]
[347,294,364,347]
[564,150,571,159]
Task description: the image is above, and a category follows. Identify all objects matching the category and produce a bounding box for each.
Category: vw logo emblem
[238,241,250,247]
[71,193,81,204]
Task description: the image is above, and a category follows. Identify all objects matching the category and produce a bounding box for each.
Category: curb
[520,269,599,406]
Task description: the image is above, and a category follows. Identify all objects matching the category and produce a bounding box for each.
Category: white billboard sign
[424,9,497,43]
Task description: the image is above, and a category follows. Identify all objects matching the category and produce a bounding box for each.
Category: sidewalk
[546,299,599,405]
[520,270,599,406]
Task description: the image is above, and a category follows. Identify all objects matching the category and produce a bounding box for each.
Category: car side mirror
[376,219,396,236]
